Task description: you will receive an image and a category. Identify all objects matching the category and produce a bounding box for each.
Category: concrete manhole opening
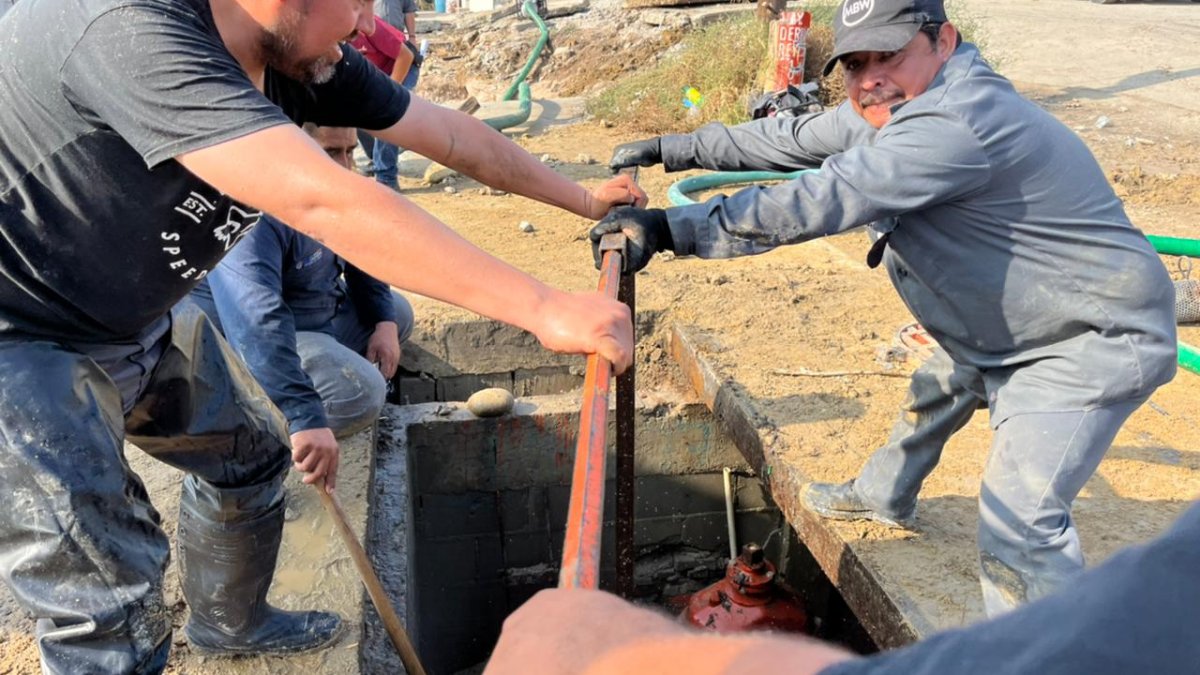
[362,319,874,674]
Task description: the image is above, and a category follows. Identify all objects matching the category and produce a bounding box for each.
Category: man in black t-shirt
[0,0,644,671]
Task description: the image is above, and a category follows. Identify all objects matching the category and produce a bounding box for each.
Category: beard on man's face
[259,8,340,84]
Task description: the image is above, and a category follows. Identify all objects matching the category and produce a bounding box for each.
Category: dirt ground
[3,0,1200,672]
[399,0,1200,639]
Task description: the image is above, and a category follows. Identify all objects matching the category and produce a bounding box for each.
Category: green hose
[483,82,531,131]
[501,0,549,102]
[478,0,544,131]
[1179,341,1200,376]
[1147,235,1200,376]
[1147,235,1200,259]
[667,170,817,206]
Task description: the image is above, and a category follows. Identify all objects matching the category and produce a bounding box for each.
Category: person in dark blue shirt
[189,123,414,445]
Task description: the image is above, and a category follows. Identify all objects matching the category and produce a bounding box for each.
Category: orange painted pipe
[559,238,623,589]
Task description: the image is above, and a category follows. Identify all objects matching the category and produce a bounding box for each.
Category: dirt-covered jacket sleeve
[658,102,875,173]
[665,106,992,259]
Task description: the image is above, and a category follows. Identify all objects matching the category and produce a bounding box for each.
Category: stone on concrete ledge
[466,387,515,417]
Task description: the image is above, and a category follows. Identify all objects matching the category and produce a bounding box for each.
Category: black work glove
[589,207,674,273]
[609,138,663,173]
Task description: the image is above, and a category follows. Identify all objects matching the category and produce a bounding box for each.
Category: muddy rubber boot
[803,480,915,530]
[177,480,344,656]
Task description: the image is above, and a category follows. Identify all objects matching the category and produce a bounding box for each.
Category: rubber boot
[177,478,343,656]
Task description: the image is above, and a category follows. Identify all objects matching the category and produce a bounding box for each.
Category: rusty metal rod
[559,240,623,589]
[614,264,636,598]
[613,165,640,599]
[314,480,428,675]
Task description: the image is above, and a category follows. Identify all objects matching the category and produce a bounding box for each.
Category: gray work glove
[609,138,663,173]
[589,207,674,273]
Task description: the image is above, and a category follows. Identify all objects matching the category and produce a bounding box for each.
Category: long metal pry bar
[559,232,635,590]
[613,167,640,598]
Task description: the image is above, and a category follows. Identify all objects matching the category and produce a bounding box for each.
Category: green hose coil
[478,0,545,131]
[1147,235,1200,259]
[482,82,531,131]
[667,170,817,206]
[1178,341,1200,376]
[501,0,549,103]
[479,0,544,132]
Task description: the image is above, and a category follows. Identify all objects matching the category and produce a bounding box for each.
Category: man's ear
[939,23,959,62]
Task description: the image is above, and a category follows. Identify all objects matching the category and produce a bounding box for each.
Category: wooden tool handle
[315,480,428,675]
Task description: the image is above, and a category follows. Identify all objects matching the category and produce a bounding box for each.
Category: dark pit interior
[360,319,875,674]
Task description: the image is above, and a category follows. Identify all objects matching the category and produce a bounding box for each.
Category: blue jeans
[296,291,414,437]
[361,66,420,189]
[189,288,415,438]
[372,138,400,188]
[0,306,292,673]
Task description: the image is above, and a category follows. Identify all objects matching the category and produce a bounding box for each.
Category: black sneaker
[803,480,915,530]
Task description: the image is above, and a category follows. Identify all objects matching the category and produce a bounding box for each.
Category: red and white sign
[772,11,812,91]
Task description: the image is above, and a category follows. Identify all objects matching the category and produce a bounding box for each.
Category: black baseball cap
[822,0,949,76]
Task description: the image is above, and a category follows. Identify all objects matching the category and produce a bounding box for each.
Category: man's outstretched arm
[373,96,646,220]
[177,124,633,369]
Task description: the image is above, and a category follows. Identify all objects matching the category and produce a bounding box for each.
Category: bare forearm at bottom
[586,634,854,675]
[435,115,592,217]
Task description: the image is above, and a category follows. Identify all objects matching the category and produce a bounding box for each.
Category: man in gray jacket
[597,0,1176,616]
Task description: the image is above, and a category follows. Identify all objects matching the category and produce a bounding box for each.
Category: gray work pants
[853,350,1147,616]
[0,306,291,674]
[296,291,414,437]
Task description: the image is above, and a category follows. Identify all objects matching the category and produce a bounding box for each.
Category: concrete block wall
[407,396,753,494]
[370,393,782,674]
[393,316,674,405]
[401,320,579,378]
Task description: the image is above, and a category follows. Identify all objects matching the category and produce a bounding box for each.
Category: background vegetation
[587,0,991,134]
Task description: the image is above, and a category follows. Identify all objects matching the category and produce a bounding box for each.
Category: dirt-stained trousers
[851,349,1148,616]
[0,305,291,674]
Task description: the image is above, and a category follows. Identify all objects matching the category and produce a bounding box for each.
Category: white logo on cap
[842,0,875,26]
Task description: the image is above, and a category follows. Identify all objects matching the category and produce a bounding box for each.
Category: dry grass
[586,15,775,134]
[587,0,992,133]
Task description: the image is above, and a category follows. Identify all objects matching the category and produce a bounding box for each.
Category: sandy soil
[397,0,1200,637]
[3,0,1199,671]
